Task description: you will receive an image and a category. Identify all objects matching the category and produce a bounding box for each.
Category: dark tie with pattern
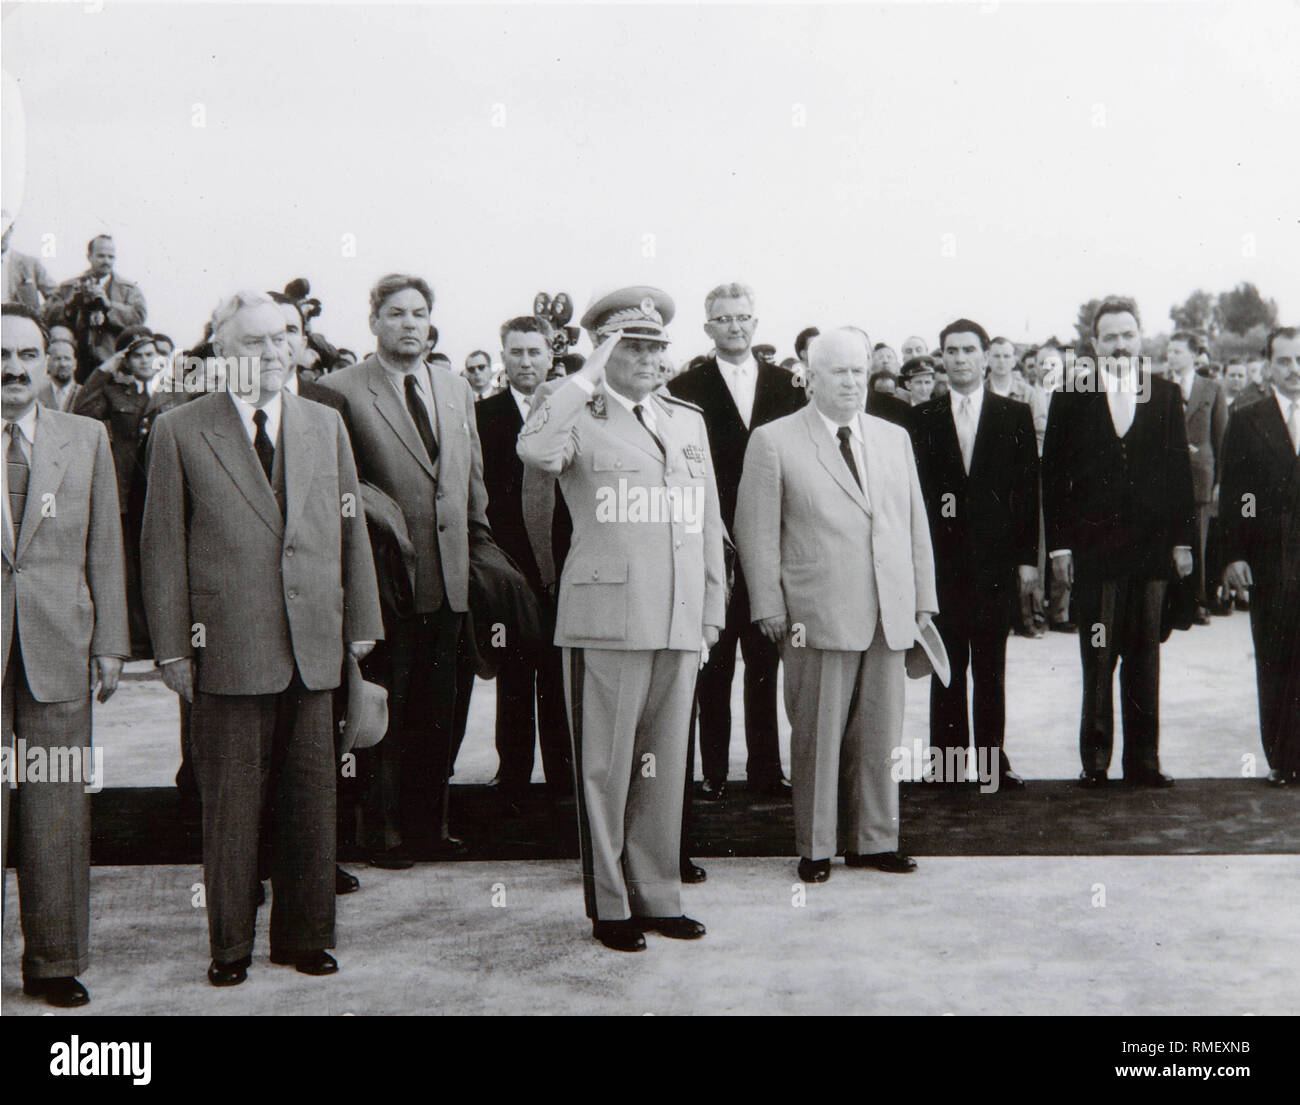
[6,425,30,538]
[633,403,666,456]
[252,409,274,483]
[836,425,862,490]
[405,374,439,464]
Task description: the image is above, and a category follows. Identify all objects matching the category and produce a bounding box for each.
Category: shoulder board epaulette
[657,393,703,415]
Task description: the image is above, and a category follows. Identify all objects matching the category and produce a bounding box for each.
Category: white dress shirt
[1097,364,1138,438]
[48,380,78,411]
[379,355,438,431]
[509,385,533,423]
[716,351,758,428]
[816,408,868,501]
[229,388,282,450]
[1275,386,1300,454]
[949,385,984,472]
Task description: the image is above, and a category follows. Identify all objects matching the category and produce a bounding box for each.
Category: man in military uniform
[517,286,725,952]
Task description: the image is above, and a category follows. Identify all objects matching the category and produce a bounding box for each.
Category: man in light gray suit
[2,302,129,1007]
[734,328,937,883]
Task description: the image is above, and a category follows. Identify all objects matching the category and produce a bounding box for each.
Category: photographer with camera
[44,235,147,382]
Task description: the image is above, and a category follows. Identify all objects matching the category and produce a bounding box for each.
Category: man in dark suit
[476,315,571,800]
[1043,297,1196,788]
[141,291,382,986]
[3,303,129,1008]
[320,274,490,867]
[1166,331,1228,623]
[911,319,1039,788]
[1220,326,1300,785]
[667,282,805,798]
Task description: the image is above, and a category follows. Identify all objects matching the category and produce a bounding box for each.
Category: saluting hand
[576,334,621,388]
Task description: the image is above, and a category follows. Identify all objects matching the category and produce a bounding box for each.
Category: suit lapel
[430,367,461,465]
[15,410,72,561]
[1256,394,1297,471]
[280,392,316,542]
[366,359,437,480]
[967,392,997,479]
[804,407,870,515]
[200,392,284,538]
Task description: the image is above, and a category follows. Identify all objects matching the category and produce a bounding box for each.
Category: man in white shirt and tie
[667,283,805,801]
[1043,297,1196,789]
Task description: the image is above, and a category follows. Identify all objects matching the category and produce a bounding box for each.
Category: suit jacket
[140,390,383,695]
[45,270,148,370]
[320,356,490,614]
[297,374,347,414]
[476,387,541,587]
[866,389,915,430]
[1219,394,1300,590]
[2,408,130,701]
[1179,374,1228,504]
[517,379,725,651]
[36,380,82,413]
[734,405,938,653]
[910,390,1039,606]
[1042,371,1196,583]
[3,250,56,310]
[667,354,806,530]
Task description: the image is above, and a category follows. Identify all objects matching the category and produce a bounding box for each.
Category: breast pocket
[561,557,629,641]
[592,451,639,474]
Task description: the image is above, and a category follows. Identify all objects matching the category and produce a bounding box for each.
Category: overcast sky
[3,0,1296,365]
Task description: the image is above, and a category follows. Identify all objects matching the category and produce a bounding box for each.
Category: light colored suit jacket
[517,378,725,650]
[3,249,56,310]
[36,380,82,412]
[320,356,488,614]
[734,405,937,652]
[140,390,383,695]
[2,407,130,701]
[1182,374,1228,504]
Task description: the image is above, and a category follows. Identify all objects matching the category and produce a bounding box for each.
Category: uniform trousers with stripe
[782,624,905,862]
[562,647,695,921]
[191,670,335,963]
[1,647,92,979]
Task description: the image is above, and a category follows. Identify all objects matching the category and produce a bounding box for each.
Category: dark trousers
[1249,582,1289,769]
[930,588,1012,772]
[1074,575,1167,776]
[358,606,462,850]
[191,670,334,963]
[1,650,92,979]
[697,575,782,784]
[495,635,571,789]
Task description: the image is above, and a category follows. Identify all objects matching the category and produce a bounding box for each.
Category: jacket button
[285,547,294,557]
[439,524,447,532]
[592,570,599,580]
[674,540,682,549]
[288,590,297,600]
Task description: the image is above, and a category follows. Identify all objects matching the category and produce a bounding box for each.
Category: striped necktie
[6,424,30,538]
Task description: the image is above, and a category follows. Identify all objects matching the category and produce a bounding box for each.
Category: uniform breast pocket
[592,451,638,474]
[561,557,629,641]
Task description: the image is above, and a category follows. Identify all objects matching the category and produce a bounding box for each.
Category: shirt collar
[816,407,861,441]
[950,384,984,414]
[3,403,39,444]
[716,351,757,379]
[377,353,427,391]
[1273,385,1296,416]
[508,385,533,416]
[229,387,282,427]
[603,383,644,418]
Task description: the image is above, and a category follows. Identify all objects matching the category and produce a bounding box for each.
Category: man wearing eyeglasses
[667,283,805,800]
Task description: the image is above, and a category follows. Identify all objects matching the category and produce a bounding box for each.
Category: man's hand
[96,349,127,375]
[756,614,788,643]
[577,334,620,388]
[1051,552,1074,588]
[90,657,123,703]
[347,640,376,661]
[1173,547,1194,579]
[1224,560,1253,594]
[160,658,194,702]
[703,625,720,649]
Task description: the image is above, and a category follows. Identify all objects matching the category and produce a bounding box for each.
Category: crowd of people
[2,229,1298,1004]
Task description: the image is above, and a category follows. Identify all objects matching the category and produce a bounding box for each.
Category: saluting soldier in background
[517,287,725,952]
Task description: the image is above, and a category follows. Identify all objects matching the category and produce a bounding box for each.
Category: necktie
[956,396,975,473]
[836,425,863,490]
[634,404,666,457]
[252,409,274,483]
[6,424,30,537]
[1287,399,1300,454]
[404,374,439,464]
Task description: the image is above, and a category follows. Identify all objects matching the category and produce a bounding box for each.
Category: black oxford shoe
[1267,769,1288,787]
[369,847,415,870]
[335,866,360,894]
[999,769,1026,789]
[752,776,793,797]
[1078,769,1108,789]
[700,778,728,800]
[24,976,90,1007]
[1128,770,1175,789]
[635,915,706,940]
[845,851,917,873]
[592,920,646,952]
[680,858,707,884]
[270,949,338,975]
[207,956,250,987]
[797,857,831,883]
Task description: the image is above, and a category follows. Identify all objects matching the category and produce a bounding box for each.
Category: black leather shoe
[1128,770,1175,789]
[680,858,707,883]
[335,866,360,894]
[752,776,792,797]
[429,835,468,858]
[1078,769,1108,789]
[797,857,830,883]
[1193,607,1212,626]
[207,956,250,987]
[1267,769,1290,787]
[998,769,1026,789]
[255,881,266,906]
[700,778,728,800]
[24,976,90,1007]
[369,847,415,870]
[592,920,646,952]
[845,851,917,873]
[635,915,706,940]
[270,949,338,975]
